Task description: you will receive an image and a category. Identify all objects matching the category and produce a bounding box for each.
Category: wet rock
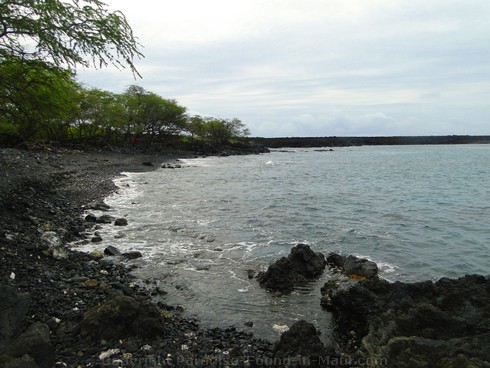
[343,255,378,279]
[257,244,327,292]
[91,235,102,243]
[326,252,378,279]
[96,215,114,224]
[88,202,110,211]
[40,231,68,259]
[274,320,332,365]
[104,245,122,257]
[323,275,490,367]
[114,218,128,226]
[122,251,143,260]
[8,322,54,368]
[84,213,97,223]
[79,296,166,341]
[0,285,30,346]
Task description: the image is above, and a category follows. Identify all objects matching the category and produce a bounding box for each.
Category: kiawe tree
[0,0,142,73]
[0,0,143,141]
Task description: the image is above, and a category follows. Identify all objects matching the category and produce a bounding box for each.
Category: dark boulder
[0,285,30,347]
[114,218,128,226]
[87,201,110,211]
[8,322,54,368]
[322,274,490,366]
[274,320,334,366]
[84,213,97,223]
[122,251,143,260]
[326,252,378,279]
[257,244,326,292]
[96,215,114,224]
[104,245,121,256]
[79,296,166,341]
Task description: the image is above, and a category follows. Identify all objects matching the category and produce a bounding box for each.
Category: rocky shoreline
[1,147,489,367]
[0,148,275,367]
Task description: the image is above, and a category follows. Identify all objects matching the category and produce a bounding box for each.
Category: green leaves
[0,0,143,75]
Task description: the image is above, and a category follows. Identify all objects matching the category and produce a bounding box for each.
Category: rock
[274,320,333,365]
[40,231,68,259]
[8,322,54,368]
[322,275,490,367]
[114,218,128,226]
[326,253,346,269]
[244,321,254,327]
[122,251,143,260]
[343,255,378,279]
[79,296,166,341]
[247,269,256,279]
[91,235,102,243]
[104,245,121,256]
[114,232,126,239]
[4,354,38,368]
[90,249,104,259]
[142,161,153,166]
[326,252,378,279]
[84,213,97,222]
[88,202,110,211]
[82,279,99,288]
[0,286,30,347]
[96,215,114,224]
[257,244,327,292]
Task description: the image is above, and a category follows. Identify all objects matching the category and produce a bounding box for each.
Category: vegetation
[0,0,252,151]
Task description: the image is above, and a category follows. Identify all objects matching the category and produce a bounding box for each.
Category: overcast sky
[77,0,490,137]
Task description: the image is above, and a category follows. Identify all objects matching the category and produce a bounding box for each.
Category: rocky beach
[1,147,489,368]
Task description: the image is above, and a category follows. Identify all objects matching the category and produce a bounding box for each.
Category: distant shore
[250,134,490,148]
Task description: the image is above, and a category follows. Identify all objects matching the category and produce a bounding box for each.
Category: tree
[191,117,250,147]
[0,0,142,75]
[0,57,79,140]
[121,86,187,147]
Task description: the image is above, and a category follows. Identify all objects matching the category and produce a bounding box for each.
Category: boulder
[84,213,97,223]
[274,320,334,366]
[40,231,68,259]
[343,255,378,279]
[322,275,490,367]
[104,245,121,256]
[96,215,114,224]
[88,202,110,211]
[79,296,166,341]
[114,218,128,226]
[326,252,378,279]
[0,286,30,347]
[8,322,54,368]
[257,244,327,292]
[122,251,142,260]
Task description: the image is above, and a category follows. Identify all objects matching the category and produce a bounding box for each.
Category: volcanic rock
[79,296,166,341]
[257,244,327,292]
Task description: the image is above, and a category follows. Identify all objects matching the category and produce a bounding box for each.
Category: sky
[77,0,490,137]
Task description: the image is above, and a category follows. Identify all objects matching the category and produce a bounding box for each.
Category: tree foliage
[0,56,78,140]
[0,0,142,75]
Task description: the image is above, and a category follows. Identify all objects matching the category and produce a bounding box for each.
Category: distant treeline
[250,135,490,148]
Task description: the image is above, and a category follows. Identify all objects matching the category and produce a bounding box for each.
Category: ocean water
[78,145,490,340]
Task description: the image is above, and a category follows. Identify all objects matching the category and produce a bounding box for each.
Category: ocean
[78,144,490,341]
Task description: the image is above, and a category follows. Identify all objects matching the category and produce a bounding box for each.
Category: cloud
[76,0,490,137]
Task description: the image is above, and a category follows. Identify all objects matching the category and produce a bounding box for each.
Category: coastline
[0,148,274,367]
[1,147,489,367]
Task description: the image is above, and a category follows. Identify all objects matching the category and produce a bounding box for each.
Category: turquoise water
[80,145,490,340]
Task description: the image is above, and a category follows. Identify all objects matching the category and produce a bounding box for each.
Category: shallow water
[78,145,490,340]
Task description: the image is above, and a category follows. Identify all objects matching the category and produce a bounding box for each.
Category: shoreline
[1,147,489,367]
[0,148,274,367]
